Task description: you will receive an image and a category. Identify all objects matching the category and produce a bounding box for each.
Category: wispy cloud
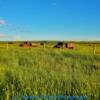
[0,33,6,37]
[0,33,20,39]
[0,19,6,25]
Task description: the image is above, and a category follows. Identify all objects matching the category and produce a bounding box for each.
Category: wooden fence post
[7,41,8,50]
[93,44,96,55]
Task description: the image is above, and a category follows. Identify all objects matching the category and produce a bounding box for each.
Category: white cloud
[0,33,20,39]
[0,19,6,25]
[0,33,6,37]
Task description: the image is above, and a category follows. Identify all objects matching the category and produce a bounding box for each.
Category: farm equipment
[54,42,64,48]
[54,42,75,49]
[65,42,75,49]
[19,41,32,47]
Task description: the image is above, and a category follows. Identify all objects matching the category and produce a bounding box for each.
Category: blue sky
[0,0,100,41]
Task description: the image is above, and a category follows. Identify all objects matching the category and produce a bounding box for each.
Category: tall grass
[0,48,100,100]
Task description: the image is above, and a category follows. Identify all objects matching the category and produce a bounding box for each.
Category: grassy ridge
[0,48,100,100]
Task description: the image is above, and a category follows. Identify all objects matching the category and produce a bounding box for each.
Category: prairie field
[0,42,100,100]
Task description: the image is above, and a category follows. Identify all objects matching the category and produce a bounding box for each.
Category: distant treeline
[0,41,100,44]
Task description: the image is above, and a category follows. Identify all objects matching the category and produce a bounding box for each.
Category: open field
[0,42,100,100]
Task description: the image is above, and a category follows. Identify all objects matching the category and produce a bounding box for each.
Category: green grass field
[0,42,100,100]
